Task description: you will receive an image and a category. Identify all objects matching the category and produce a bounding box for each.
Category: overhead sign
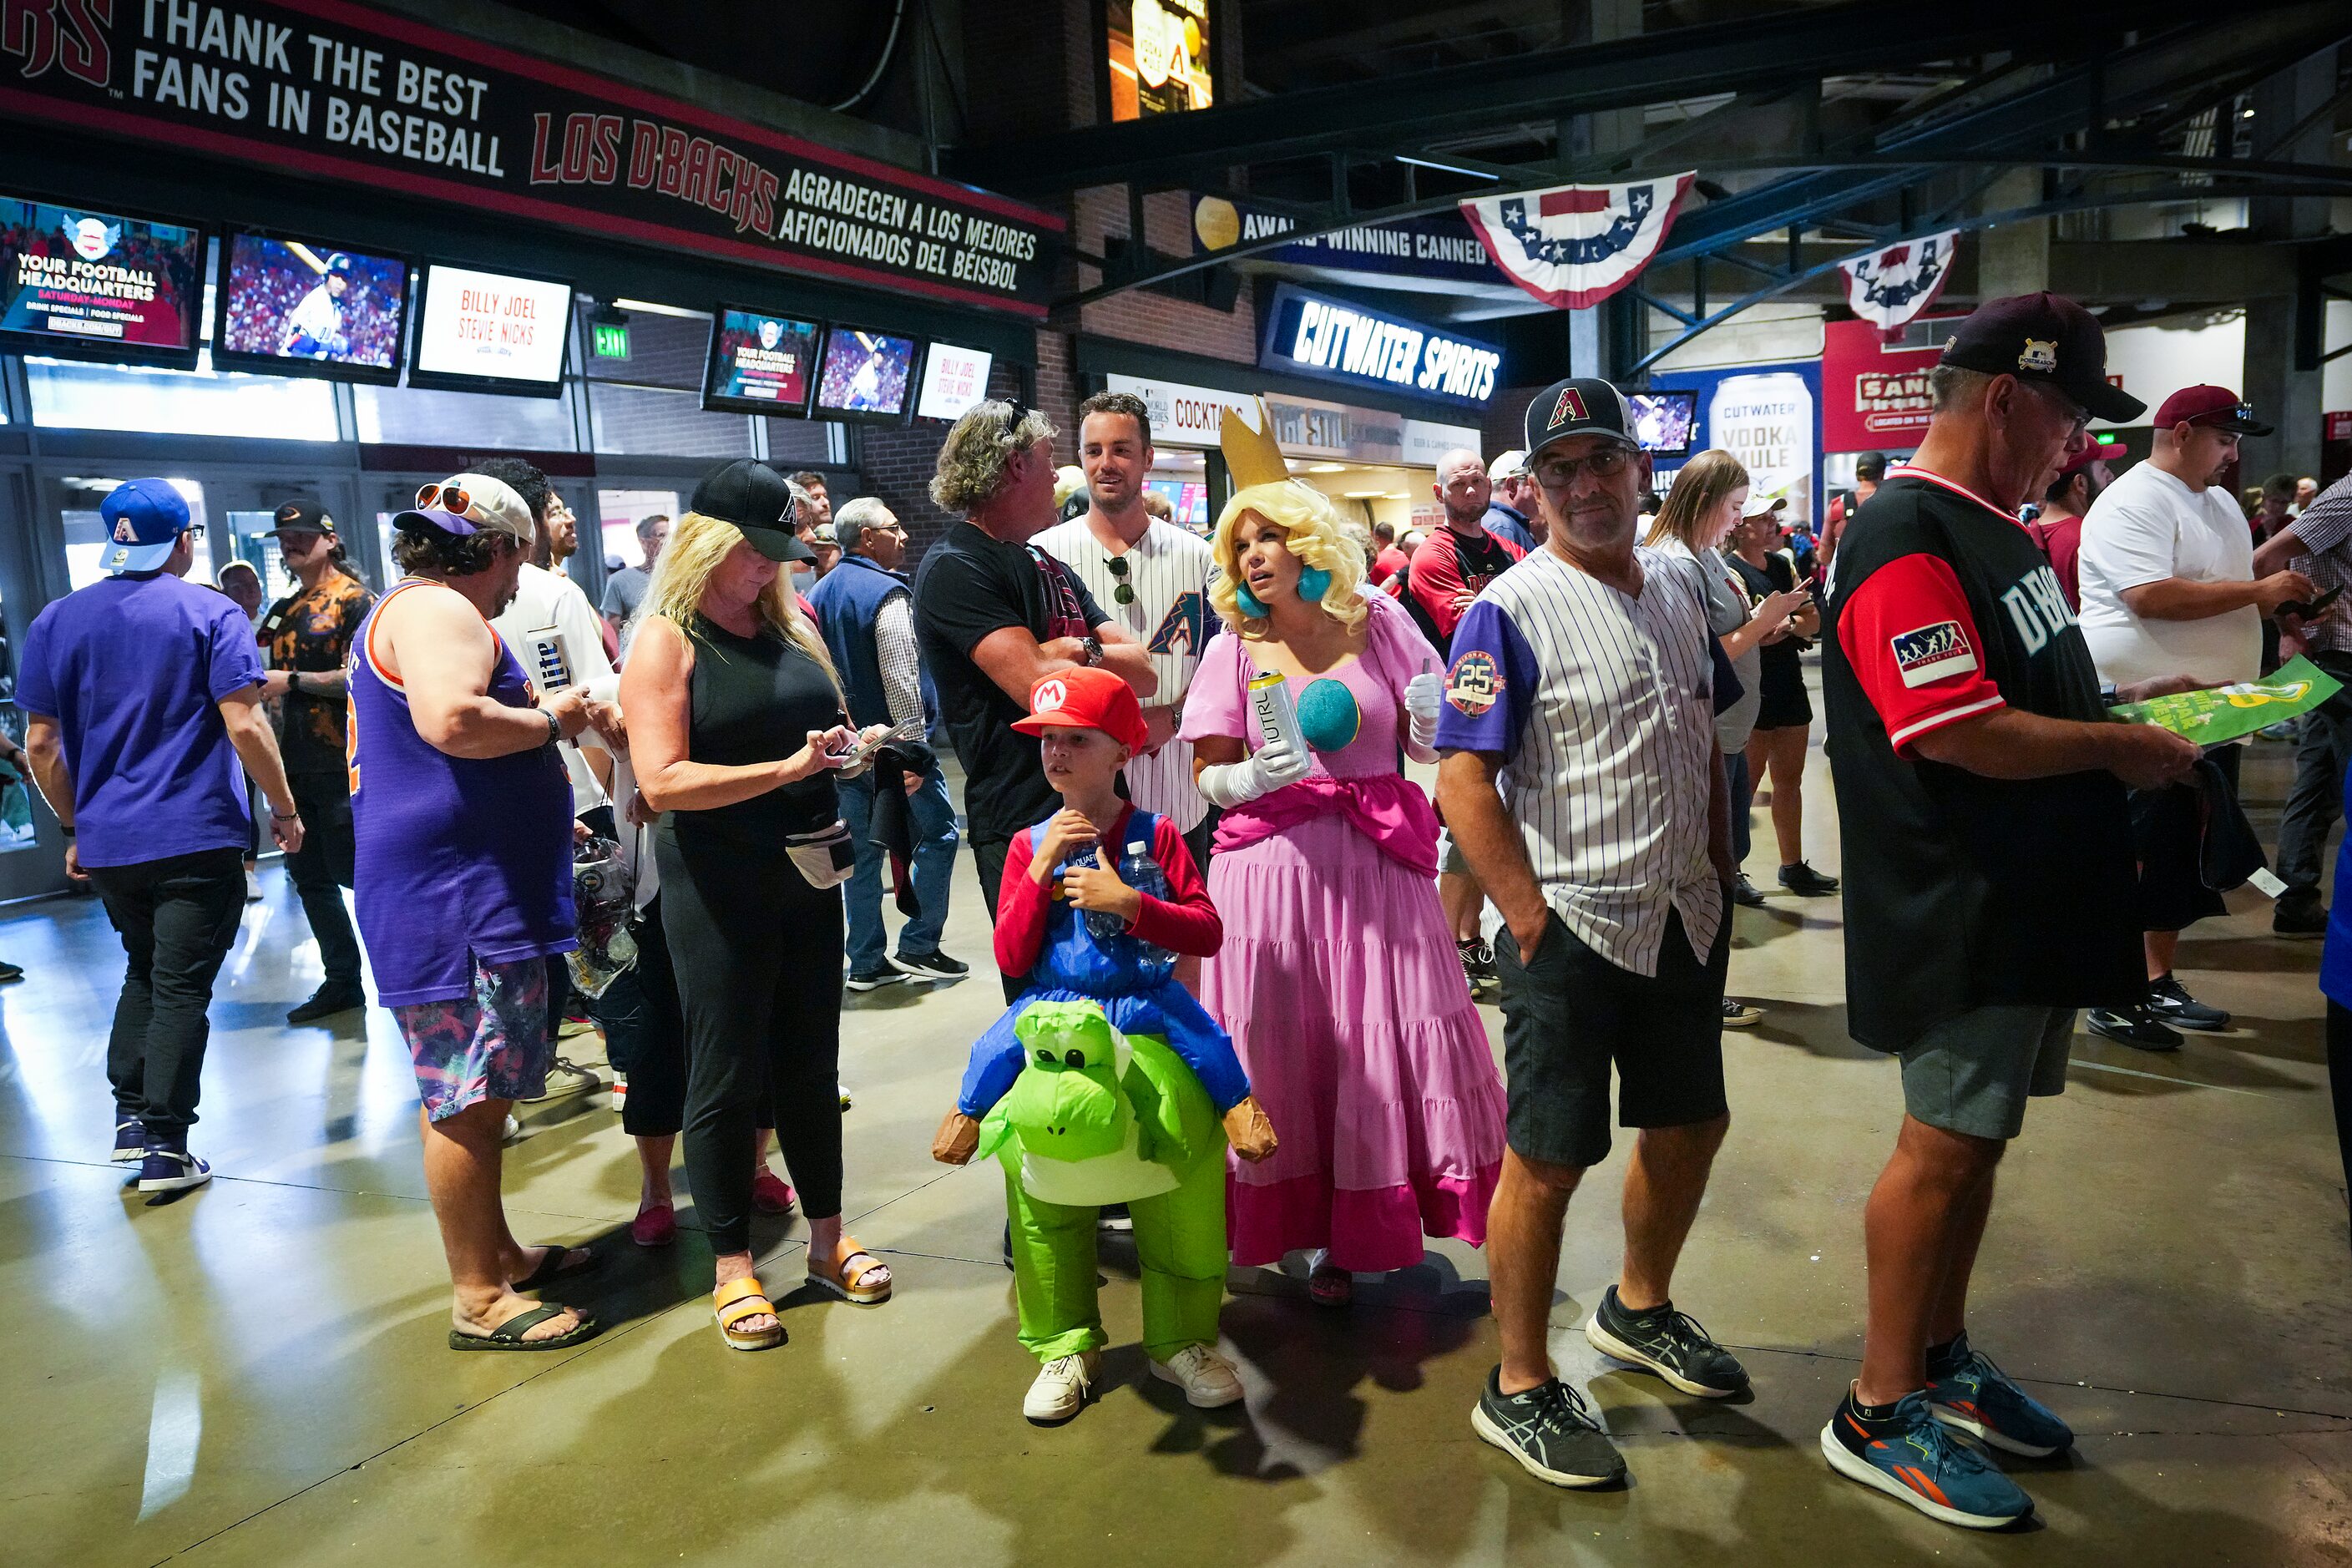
[1651,360,1823,527]
[1460,174,1692,311]
[409,263,571,394]
[0,0,1062,316]
[1822,316,1960,452]
[1257,284,1501,409]
[1191,195,1505,286]
[1840,230,1960,334]
[1102,372,1476,463]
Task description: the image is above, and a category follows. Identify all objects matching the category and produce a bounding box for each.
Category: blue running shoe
[1821,1388,2034,1530]
[136,1146,213,1195]
[1925,1333,2074,1457]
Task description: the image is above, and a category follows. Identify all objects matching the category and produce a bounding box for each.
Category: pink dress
[1180,593,1505,1272]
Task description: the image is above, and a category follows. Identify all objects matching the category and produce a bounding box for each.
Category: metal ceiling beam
[947,0,2219,193]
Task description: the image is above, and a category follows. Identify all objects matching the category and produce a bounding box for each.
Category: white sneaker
[1151,1343,1245,1408]
[1023,1350,1101,1423]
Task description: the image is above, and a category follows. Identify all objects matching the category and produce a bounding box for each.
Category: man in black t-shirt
[1816,296,2201,1530]
[913,399,1159,949]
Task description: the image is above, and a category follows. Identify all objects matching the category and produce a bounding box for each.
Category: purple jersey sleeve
[1434,598,1536,757]
[205,596,267,702]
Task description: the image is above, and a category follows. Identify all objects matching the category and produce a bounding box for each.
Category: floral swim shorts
[392,954,553,1121]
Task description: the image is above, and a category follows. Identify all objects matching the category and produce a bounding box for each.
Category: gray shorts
[1897,1006,2076,1141]
[1440,828,1469,878]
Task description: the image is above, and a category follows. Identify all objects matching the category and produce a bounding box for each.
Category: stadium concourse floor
[3,727,2349,1568]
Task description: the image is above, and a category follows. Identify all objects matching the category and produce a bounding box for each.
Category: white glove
[1404,671,1443,748]
[1198,733,1311,808]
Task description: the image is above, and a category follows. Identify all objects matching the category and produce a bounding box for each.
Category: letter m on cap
[1550,386,1589,427]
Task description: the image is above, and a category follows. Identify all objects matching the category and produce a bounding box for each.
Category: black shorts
[1753,652,1812,731]
[1493,906,1730,1169]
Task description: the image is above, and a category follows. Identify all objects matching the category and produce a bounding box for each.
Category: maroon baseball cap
[2152,385,2274,437]
[2059,437,2127,476]
[1939,291,2145,422]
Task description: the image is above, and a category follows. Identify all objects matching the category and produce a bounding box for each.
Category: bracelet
[271,807,300,820]
[544,706,564,745]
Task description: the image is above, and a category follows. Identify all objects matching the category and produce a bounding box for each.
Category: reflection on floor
[2,731,2348,1566]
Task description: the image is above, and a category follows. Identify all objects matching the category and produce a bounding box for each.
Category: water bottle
[1115,842,1176,979]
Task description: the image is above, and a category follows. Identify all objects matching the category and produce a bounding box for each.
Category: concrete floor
[3,728,2349,1567]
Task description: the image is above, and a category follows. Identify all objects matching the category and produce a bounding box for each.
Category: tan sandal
[713,1274,786,1351]
[807,1236,892,1304]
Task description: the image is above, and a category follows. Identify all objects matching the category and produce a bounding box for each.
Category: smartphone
[2282,584,2344,620]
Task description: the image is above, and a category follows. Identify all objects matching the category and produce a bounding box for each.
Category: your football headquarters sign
[0,0,1061,317]
[1459,174,1692,311]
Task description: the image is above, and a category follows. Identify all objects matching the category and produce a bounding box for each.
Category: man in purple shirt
[18,479,306,1193]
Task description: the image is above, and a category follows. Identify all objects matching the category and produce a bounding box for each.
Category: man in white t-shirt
[1033,391,1216,868]
[2076,385,2309,1048]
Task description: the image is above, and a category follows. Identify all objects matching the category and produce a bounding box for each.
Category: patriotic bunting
[1458,174,1694,311]
[1839,230,1960,333]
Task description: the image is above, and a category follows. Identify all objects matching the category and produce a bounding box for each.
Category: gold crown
[1219,397,1291,489]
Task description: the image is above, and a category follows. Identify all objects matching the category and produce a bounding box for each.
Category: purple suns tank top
[349,579,577,1006]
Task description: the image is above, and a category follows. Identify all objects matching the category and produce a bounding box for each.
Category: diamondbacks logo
[2018,337,2057,375]
[1446,650,1503,716]
[1147,590,1208,659]
[1549,386,1588,428]
[1032,678,1068,713]
[112,517,137,543]
[1889,620,1976,688]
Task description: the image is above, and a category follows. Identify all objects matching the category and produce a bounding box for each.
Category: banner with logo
[0,0,1061,316]
[1822,316,1962,452]
[1840,230,1960,335]
[1458,174,1692,311]
[1649,359,1822,528]
[1190,194,1505,286]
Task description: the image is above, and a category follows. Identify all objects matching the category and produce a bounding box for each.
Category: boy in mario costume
[933,667,1276,1423]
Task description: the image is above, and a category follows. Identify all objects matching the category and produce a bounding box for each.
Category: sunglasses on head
[414,483,474,516]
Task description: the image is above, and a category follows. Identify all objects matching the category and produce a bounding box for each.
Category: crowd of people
[21,288,2352,1534]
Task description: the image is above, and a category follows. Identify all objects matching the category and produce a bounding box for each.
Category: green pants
[1003,1138,1229,1364]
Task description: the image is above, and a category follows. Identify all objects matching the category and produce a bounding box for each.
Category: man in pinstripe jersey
[1438,377,1747,1490]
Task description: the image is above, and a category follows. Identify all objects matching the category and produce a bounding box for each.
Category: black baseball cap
[1938,291,2145,423]
[265,499,335,538]
[690,460,813,564]
[1523,376,1641,461]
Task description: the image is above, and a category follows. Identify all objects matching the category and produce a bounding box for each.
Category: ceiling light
[612,297,706,318]
[1342,490,1386,498]
[1307,462,1347,473]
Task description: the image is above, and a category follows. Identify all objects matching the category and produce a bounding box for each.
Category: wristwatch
[1080,635,1104,668]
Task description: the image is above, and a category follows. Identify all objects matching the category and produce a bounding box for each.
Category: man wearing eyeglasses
[1034,391,1216,873]
[2076,386,2309,1044]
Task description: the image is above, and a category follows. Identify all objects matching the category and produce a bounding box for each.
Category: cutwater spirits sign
[1257,283,1500,410]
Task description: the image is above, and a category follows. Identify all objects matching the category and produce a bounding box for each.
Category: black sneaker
[1731,874,1766,907]
[286,982,367,1024]
[845,965,906,992]
[2145,974,2228,1031]
[1097,1201,1133,1233]
[1584,1285,1750,1397]
[2086,1004,2181,1052]
[1458,938,1499,986]
[2274,894,2329,938]
[1778,861,1840,896]
[892,948,969,982]
[0,958,23,983]
[1471,1368,1626,1488]
[1721,997,1764,1029]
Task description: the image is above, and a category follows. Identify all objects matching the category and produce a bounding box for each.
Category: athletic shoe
[1151,1343,1246,1408]
[2274,894,2329,938]
[1470,1368,1626,1488]
[1924,1332,2074,1457]
[1722,998,1764,1029]
[1024,1350,1101,1423]
[112,1118,145,1162]
[1778,861,1841,896]
[1583,1285,1750,1397]
[2086,1004,2182,1052]
[1458,938,1499,987]
[2145,974,2229,1032]
[845,965,905,992]
[524,1057,603,1101]
[2259,716,2304,741]
[136,1146,214,1194]
[1098,1201,1133,1233]
[892,948,969,982]
[286,982,366,1025]
[1731,874,1767,907]
[0,959,22,983]
[1821,1386,2034,1530]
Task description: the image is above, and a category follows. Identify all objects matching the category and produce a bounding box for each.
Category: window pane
[28,354,338,440]
[582,310,709,392]
[586,382,751,458]
[596,490,678,573]
[761,415,837,464]
[59,476,211,589]
[353,381,579,450]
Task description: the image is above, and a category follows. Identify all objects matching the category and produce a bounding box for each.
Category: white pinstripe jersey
[1033,516,1216,832]
[1434,544,1722,977]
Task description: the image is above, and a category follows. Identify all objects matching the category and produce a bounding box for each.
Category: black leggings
[595,893,771,1141]
[659,825,845,1255]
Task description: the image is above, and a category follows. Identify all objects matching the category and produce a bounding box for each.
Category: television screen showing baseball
[217,233,408,378]
[814,326,918,418]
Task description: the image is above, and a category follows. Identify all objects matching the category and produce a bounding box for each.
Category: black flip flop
[511,1244,597,1293]
[448,1303,599,1352]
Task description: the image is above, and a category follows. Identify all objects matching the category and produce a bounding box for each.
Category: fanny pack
[784,821,856,890]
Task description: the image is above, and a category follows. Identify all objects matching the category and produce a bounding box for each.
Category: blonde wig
[930,399,1060,512]
[643,510,842,702]
[1645,448,1752,552]
[1210,480,1368,635]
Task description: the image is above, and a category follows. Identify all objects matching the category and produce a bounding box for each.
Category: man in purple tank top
[352,472,618,1351]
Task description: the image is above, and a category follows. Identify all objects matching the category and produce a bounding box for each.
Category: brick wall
[852,357,1032,565]
[1070,188,1257,362]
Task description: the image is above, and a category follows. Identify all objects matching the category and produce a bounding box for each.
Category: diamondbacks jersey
[1822,469,2139,1047]
[284,282,344,355]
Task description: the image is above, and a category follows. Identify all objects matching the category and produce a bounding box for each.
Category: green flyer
[2108,655,2343,746]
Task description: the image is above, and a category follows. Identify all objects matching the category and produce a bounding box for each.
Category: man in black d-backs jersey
[1817,295,2203,1530]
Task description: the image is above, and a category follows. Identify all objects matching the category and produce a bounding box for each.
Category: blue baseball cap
[99,478,192,574]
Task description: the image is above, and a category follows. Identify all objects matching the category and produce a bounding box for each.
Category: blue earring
[1296,565,1333,603]
[1234,582,1270,618]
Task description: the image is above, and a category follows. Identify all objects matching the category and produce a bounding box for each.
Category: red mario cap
[1012,666,1149,751]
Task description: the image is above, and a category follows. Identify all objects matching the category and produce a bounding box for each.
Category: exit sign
[591,321,631,360]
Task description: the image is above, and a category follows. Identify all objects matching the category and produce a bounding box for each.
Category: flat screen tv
[812,325,919,423]
[0,195,205,368]
[702,306,822,416]
[407,262,572,397]
[214,230,408,384]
